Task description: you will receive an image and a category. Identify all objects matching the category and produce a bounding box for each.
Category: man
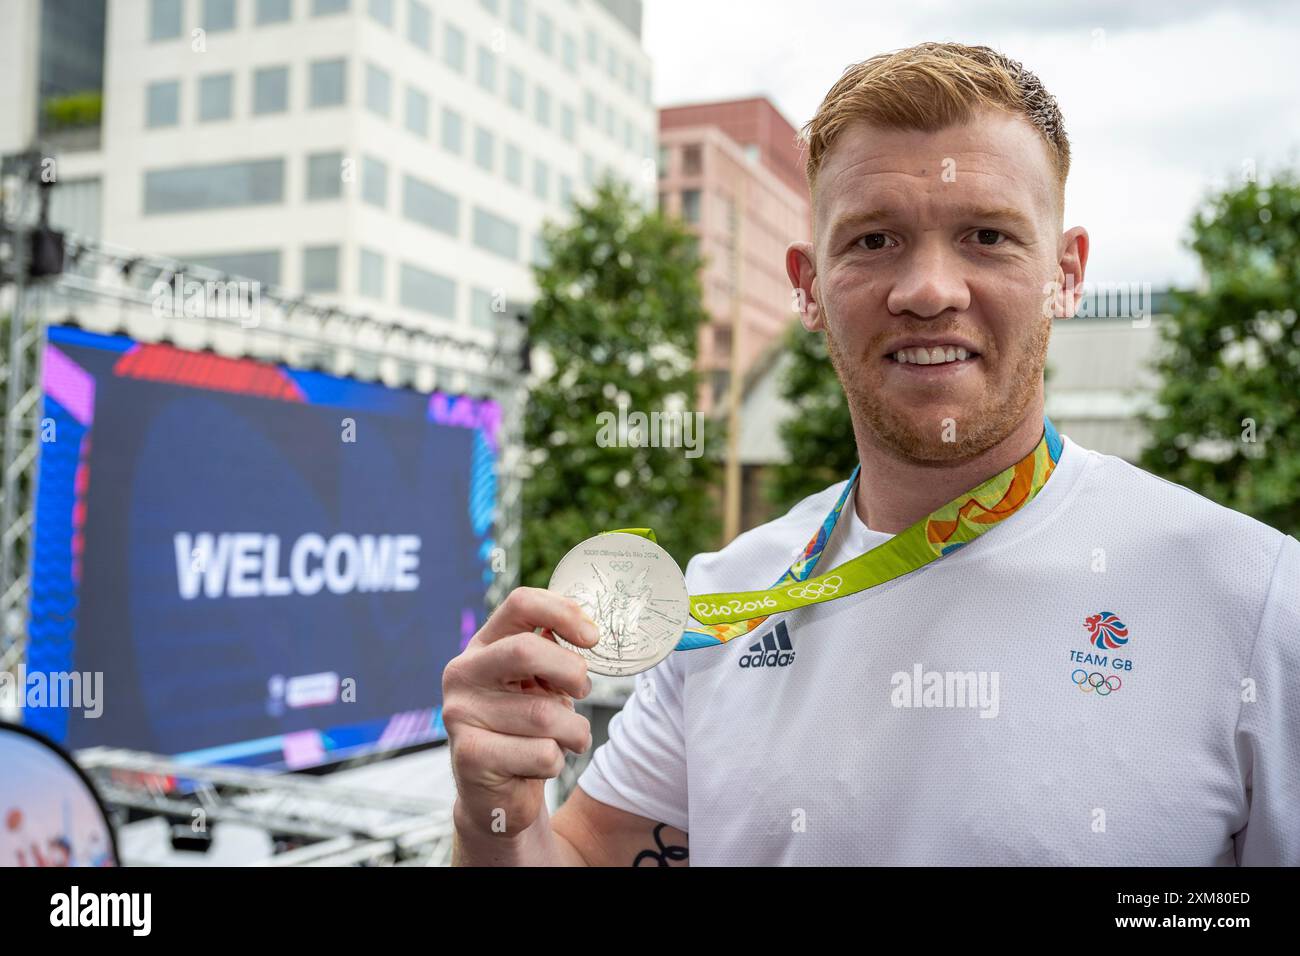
[443,42,1299,865]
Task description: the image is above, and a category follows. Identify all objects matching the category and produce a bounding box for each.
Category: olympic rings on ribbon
[1071,669,1122,696]
[786,575,843,600]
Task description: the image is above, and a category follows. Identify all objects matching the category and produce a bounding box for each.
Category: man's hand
[443,587,598,861]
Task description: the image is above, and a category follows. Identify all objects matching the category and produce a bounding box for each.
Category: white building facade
[4,0,657,345]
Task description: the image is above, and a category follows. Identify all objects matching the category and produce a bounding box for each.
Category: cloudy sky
[643,0,1300,289]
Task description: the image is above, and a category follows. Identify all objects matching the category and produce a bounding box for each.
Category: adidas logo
[738,620,796,669]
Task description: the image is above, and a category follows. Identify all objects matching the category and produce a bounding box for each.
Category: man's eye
[858,233,893,250]
[973,229,1005,245]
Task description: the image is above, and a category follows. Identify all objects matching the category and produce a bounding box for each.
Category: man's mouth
[886,345,980,366]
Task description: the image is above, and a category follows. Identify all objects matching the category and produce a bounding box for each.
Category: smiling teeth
[894,347,971,364]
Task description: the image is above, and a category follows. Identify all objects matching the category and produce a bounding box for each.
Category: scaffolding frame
[76,747,456,866]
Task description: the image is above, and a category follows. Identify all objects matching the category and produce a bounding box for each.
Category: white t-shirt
[577,434,1300,865]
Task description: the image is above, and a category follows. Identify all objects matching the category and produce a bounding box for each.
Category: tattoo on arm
[632,822,689,866]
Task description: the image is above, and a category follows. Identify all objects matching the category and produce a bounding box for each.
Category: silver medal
[546,532,690,677]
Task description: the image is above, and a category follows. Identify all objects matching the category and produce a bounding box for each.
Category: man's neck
[854,410,1046,535]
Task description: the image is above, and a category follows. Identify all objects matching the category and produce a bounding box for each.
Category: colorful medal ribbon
[610,417,1063,651]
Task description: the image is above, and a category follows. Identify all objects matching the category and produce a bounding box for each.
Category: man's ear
[1052,226,1090,319]
[786,241,824,331]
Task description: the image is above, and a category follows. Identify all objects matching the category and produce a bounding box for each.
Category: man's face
[787,109,1087,464]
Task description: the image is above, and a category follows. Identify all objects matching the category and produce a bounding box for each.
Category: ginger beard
[823,305,1052,466]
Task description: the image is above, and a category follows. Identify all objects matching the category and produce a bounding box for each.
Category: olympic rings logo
[692,595,779,619]
[609,561,633,571]
[1072,669,1122,696]
[787,575,843,600]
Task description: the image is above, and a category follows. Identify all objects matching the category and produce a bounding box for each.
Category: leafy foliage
[1140,171,1300,535]
[520,177,721,586]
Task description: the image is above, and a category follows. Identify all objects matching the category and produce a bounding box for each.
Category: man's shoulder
[1075,440,1286,550]
[683,480,849,594]
[1068,439,1295,618]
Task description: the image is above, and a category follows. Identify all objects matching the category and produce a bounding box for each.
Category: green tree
[764,322,857,514]
[1140,171,1300,535]
[520,177,720,587]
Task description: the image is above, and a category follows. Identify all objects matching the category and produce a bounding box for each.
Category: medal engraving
[547,533,690,676]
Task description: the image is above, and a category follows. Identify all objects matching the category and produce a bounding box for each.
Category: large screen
[21,327,498,769]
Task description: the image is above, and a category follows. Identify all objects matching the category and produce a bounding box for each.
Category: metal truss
[76,748,455,866]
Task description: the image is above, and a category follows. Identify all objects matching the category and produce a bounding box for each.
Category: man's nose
[885,240,972,319]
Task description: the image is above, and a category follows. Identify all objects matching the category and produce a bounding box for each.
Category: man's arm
[551,785,689,867]
[451,785,688,867]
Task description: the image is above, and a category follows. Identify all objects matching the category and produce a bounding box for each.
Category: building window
[256,0,292,25]
[144,159,285,214]
[474,126,495,172]
[657,144,668,177]
[470,287,499,330]
[714,325,732,355]
[442,22,466,72]
[504,143,522,186]
[359,247,385,299]
[536,12,553,55]
[533,85,551,128]
[202,0,236,31]
[506,67,525,111]
[508,0,527,35]
[561,32,576,72]
[478,0,499,13]
[440,107,463,154]
[402,174,459,236]
[559,174,573,206]
[476,46,497,93]
[367,0,393,27]
[150,0,182,40]
[145,80,180,127]
[184,250,282,286]
[681,189,701,223]
[560,103,575,143]
[404,86,429,137]
[472,206,519,261]
[365,63,391,117]
[362,155,388,207]
[585,27,597,63]
[309,58,347,107]
[201,0,237,30]
[312,0,349,14]
[584,89,596,125]
[302,245,339,292]
[198,74,234,122]
[531,232,548,267]
[682,144,702,176]
[252,66,289,115]
[399,262,456,318]
[532,159,549,201]
[305,151,344,199]
[407,0,431,50]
